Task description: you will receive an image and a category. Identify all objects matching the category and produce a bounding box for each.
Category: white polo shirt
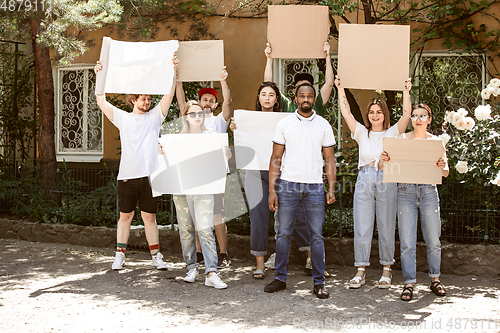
[272,110,335,184]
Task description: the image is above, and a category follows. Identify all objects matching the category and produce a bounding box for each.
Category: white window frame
[54,64,103,163]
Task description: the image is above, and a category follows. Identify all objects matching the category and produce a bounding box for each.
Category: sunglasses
[186,111,204,118]
[410,114,429,121]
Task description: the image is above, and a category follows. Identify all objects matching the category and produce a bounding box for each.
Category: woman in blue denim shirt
[380,103,449,301]
[336,76,412,289]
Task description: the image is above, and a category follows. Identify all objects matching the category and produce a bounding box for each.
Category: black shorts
[213,193,224,215]
[117,177,158,214]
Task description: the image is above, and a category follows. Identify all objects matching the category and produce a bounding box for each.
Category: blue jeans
[246,171,310,256]
[173,194,218,275]
[274,180,325,285]
[398,183,442,284]
[353,166,397,266]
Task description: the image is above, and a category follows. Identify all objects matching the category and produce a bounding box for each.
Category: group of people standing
[94,40,448,301]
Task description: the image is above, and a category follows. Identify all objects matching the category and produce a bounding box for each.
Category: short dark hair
[294,73,314,86]
[294,82,316,97]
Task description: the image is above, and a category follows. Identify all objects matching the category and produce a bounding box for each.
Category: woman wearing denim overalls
[335,76,412,289]
[380,103,448,301]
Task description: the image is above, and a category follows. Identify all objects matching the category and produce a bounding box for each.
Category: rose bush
[441,78,500,186]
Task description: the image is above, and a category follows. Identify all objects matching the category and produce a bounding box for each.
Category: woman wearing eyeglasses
[380,104,448,301]
[335,76,412,289]
[171,100,228,289]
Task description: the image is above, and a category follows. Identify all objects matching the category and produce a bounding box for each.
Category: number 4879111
[0,0,52,12]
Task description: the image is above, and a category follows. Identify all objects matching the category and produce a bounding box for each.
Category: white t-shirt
[272,110,335,184]
[111,104,165,180]
[352,121,399,168]
[204,112,229,133]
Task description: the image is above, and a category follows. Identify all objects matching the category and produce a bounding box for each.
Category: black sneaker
[264,279,287,293]
[218,253,231,268]
[196,252,204,264]
[313,284,329,299]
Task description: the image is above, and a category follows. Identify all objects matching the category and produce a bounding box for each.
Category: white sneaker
[205,272,227,289]
[183,268,199,283]
[152,252,169,270]
[265,253,276,269]
[112,252,125,270]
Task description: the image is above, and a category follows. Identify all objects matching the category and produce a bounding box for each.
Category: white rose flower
[455,118,467,130]
[439,133,451,145]
[481,88,491,99]
[474,104,492,120]
[446,111,456,124]
[464,117,475,130]
[489,78,500,88]
[490,173,500,186]
[452,113,465,125]
[457,108,468,116]
[456,161,468,174]
[493,87,500,97]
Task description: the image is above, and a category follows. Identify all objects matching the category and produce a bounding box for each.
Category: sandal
[401,285,414,301]
[378,267,392,289]
[430,281,446,296]
[348,267,365,289]
[324,270,333,278]
[252,269,265,280]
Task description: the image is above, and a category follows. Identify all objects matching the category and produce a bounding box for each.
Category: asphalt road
[1,238,499,332]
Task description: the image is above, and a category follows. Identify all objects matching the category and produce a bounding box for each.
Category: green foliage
[0,0,123,65]
[111,0,215,42]
[0,163,118,227]
[0,42,36,163]
[319,0,356,17]
[439,78,500,186]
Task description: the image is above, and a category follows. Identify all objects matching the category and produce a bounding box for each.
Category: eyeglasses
[410,114,429,121]
[186,111,204,118]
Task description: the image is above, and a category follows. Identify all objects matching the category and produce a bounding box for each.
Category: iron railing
[0,161,498,243]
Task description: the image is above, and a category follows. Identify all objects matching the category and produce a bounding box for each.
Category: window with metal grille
[54,65,103,163]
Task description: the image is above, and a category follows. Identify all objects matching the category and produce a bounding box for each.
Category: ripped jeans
[173,194,217,275]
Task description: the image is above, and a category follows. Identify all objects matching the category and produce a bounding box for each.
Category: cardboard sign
[150,133,228,195]
[95,37,178,95]
[176,40,224,82]
[233,110,291,170]
[338,24,410,91]
[382,138,444,185]
[267,5,329,59]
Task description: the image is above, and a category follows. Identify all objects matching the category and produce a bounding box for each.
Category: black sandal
[401,285,414,301]
[430,281,446,296]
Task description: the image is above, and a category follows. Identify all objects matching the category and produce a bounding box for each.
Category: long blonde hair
[180,100,207,134]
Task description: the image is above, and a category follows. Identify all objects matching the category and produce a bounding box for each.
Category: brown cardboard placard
[176,40,224,82]
[382,138,444,185]
[338,24,410,91]
[267,5,329,59]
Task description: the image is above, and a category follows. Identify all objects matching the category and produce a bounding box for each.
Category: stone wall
[1,218,499,278]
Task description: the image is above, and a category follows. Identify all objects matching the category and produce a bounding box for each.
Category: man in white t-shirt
[94,57,178,270]
[264,83,336,299]
[176,68,232,267]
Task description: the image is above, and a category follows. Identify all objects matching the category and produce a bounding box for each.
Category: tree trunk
[30,19,58,191]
